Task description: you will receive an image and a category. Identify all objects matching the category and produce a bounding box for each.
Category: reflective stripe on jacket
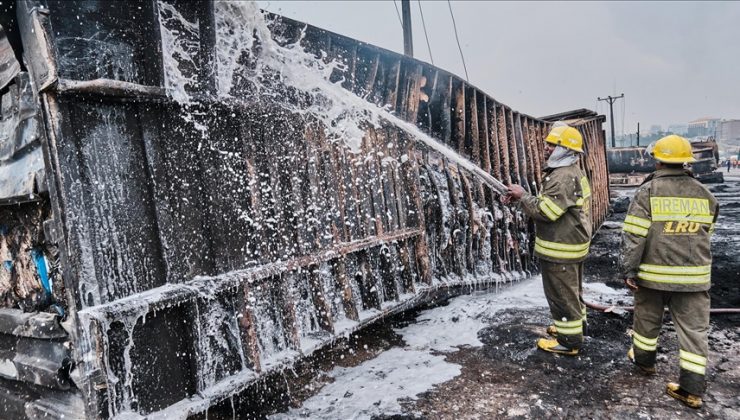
[620,168,719,292]
[521,163,593,263]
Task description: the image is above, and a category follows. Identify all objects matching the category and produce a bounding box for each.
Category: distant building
[648,124,662,135]
[719,119,740,149]
[667,124,688,135]
[687,118,720,137]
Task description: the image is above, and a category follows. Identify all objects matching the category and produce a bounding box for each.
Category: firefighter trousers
[632,287,710,396]
[541,260,584,349]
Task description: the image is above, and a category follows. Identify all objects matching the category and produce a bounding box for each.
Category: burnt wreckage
[0,1,609,418]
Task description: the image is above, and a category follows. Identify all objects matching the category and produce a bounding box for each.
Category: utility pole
[401,0,413,57]
[597,93,624,148]
[637,122,640,146]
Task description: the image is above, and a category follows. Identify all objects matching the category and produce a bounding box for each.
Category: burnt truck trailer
[608,139,723,186]
[0,1,609,418]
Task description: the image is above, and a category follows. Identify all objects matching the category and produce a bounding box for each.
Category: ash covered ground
[264,171,740,420]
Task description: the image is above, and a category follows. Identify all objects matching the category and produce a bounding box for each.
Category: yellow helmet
[545,124,584,153]
[648,135,696,164]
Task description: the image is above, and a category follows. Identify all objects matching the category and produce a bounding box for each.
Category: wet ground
[267,171,740,419]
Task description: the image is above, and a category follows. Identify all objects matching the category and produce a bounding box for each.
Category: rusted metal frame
[495,102,512,185]
[482,99,502,272]
[495,104,515,272]
[377,243,401,303]
[331,257,359,321]
[372,128,400,233]
[238,283,262,373]
[351,138,379,237]
[247,123,281,264]
[464,86,479,169]
[435,74,453,145]
[513,112,530,193]
[578,121,598,225]
[385,128,408,230]
[580,122,597,224]
[55,79,166,100]
[458,171,476,273]
[464,89,484,272]
[345,43,359,92]
[529,119,543,189]
[381,127,407,231]
[299,126,327,252]
[383,58,401,113]
[522,117,539,194]
[506,108,522,187]
[352,44,381,109]
[504,108,525,273]
[395,239,416,293]
[486,99,501,180]
[327,35,355,87]
[590,121,608,227]
[356,250,383,309]
[334,143,363,240]
[306,265,336,334]
[270,123,300,259]
[451,79,467,158]
[366,55,387,107]
[363,129,389,234]
[400,62,424,123]
[474,94,492,271]
[242,121,267,263]
[442,164,466,277]
[395,132,432,284]
[275,272,301,351]
[319,145,348,246]
[415,67,437,134]
[309,128,338,248]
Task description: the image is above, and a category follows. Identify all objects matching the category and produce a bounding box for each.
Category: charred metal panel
[46,0,162,86]
[55,100,166,306]
[0,24,20,90]
[0,73,46,204]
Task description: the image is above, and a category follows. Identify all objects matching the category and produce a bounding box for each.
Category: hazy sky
[258,1,740,136]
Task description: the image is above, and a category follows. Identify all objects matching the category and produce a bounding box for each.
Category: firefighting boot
[547,321,588,338]
[536,338,578,356]
[666,382,702,409]
[627,347,656,374]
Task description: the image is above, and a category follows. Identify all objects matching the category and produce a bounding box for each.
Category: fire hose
[583,299,740,315]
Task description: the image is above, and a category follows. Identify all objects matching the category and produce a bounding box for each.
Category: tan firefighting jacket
[621,168,719,292]
[520,163,593,263]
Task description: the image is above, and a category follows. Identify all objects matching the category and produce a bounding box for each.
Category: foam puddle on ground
[271,276,549,419]
[273,278,631,419]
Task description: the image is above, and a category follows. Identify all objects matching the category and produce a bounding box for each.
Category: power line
[417,0,434,65]
[447,0,469,81]
[392,0,403,29]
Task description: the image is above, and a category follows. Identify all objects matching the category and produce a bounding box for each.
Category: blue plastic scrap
[31,248,52,295]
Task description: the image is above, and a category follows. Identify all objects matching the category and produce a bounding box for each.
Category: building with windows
[719,119,740,150]
[687,118,721,137]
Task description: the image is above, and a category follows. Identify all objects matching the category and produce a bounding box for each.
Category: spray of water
[161,0,507,194]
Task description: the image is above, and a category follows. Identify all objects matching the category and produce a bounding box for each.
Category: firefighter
[503,123,592,355]
[621,134,719,409]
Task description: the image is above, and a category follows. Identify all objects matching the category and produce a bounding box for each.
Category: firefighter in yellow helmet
[621,135,719,408]
[503,123,592,355]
